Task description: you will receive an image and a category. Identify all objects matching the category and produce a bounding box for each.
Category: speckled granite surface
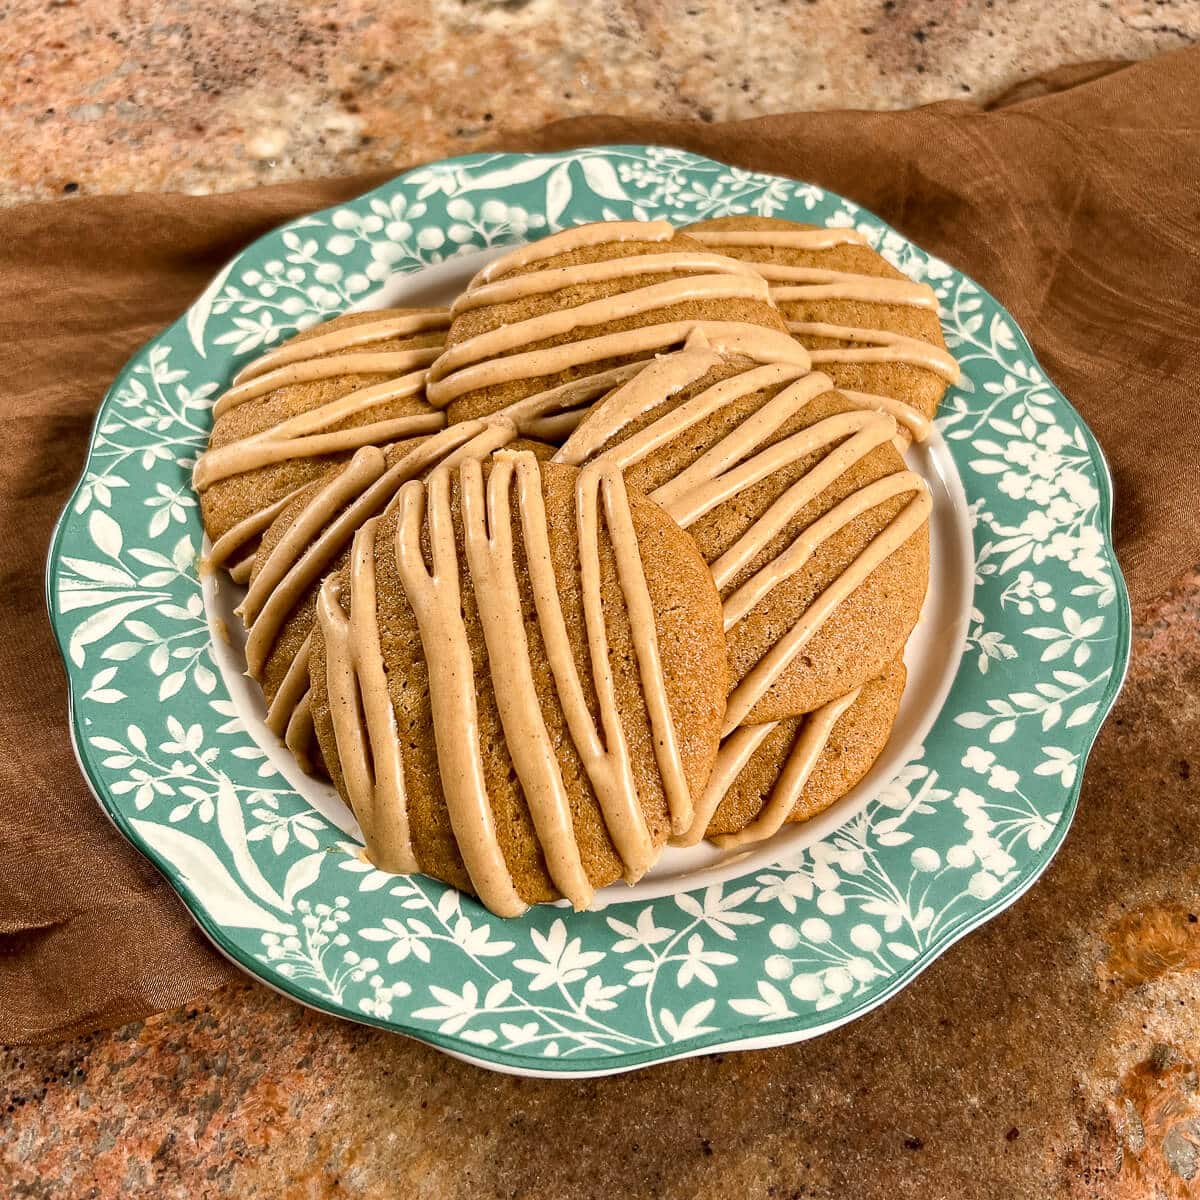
[1,0,1198,205]
[5,3,1200,1196]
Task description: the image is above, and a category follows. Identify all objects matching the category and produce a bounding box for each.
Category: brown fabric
[2,50,1197,1045]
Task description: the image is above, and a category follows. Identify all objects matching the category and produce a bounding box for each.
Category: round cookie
[196,308,449,575]
[308,452,728,915]
[426,219,792,430]
[681,660,906,847]
[242,420,551,772]
[557,330,930,726]
[685,216,959,440]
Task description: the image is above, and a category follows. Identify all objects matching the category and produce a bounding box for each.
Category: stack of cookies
[194,217,958,917]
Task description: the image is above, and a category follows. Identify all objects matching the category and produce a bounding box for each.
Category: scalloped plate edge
[45,146,1132,1075]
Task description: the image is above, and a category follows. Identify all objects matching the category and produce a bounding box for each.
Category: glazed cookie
[241,419,549,772]
[557,330,930,726]
[308,452,728,915]
[685,216,959,439]
[678,660,907,847]
[195,309,450,577]
[426,220,793,431]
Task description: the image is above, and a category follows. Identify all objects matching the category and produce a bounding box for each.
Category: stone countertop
[1,0,1197,206]
[4,2,1200,1197]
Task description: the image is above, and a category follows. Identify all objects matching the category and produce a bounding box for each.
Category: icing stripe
[265,633,313,737]
[317,519,417,874]
[671,721,778,848]
[244,420,517,733]
[765,268,937,310]
[427,274,772,397]
[461,456,593,910]
[590,462,693,837]
[198,311,448,570]
[719,467,928,625]
[471,220,676,287]
[428,319,805,409]
[432,220,804,412]
[787,321,961,383]
[711,690,860,849]
[839,388,933,443]
[686,223,959,412]
[688,229,870,250]
[648,375,842,524]
[316,451,692,909]
[559,333,932,741]
[452,252,762,314]
[241,448,388,670]
[206,487,299,571]
[670,412,894,539]
[283,691,317,775]
[228,555,255,584]
[516,459,656,881]
[721,479,930,734]
[194,396,443,491]
[395,471,528,916]
[497,361,651,439]
[555,346,724,468]
[234,312,450,384]
[215,347,440,418]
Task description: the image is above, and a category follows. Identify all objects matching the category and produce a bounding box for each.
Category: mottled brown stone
[1,1,1197,205]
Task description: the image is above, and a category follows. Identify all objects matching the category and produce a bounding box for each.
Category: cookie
[195,308,449,577]
[308,452,728,915]
[426,219,793,431]
[678,660,906,847]
[685,216,959,441]
[557,330,930,726]
[242,419,547,772]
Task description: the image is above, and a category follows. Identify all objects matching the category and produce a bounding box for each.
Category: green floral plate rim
[47,147,1130,1076]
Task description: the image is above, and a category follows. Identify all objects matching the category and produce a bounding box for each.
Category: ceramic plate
[47,147,1130,1076]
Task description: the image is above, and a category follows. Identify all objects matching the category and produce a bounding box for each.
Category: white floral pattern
[47,147,1130,1073]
